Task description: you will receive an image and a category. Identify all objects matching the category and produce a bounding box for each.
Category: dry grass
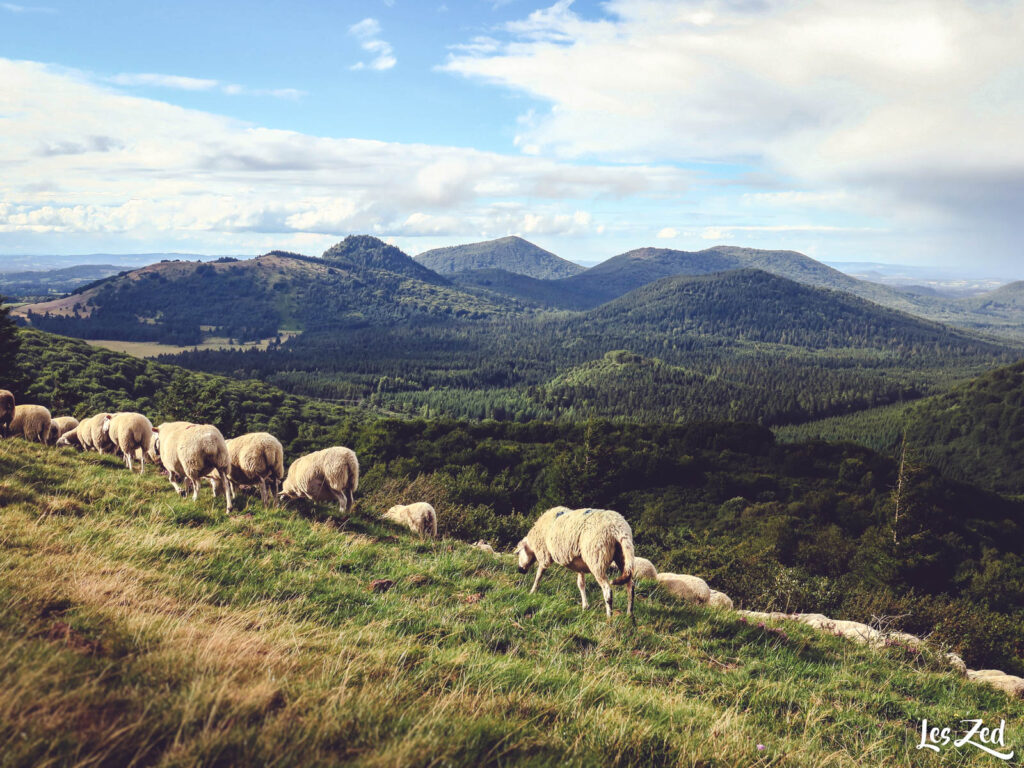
[1,437,1022,767]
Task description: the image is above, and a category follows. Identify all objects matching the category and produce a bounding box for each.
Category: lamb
[278,446,359,513]
[383,502,437,538]
[7,404,52,444]
[516,506,635,618]
[209,432,285,506]
[102,412,154,473]
[0,389,14,438]
[46,416,80,446]
[152,421,233,513]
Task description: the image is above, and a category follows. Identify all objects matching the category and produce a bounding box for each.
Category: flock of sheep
[0,390,667,616]
[6,388,1024,696]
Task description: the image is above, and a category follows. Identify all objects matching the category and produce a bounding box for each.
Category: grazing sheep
[7,404,52,444]
[383,502,437,538]
[471,540,497,555]
[0,389,14,438]
[47,416,80,446]
[152,422,233,513]
[656,573,711,604]
[210,432,285,506]
[102,412,154,473]
[73,412,114,453]
[516,506,635,618]
[708,590,734,610]
[55,425,85,450]
[279,446,359,513]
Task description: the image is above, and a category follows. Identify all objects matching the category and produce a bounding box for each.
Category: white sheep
[209,432,285,506]
[47,416,80,446]
[279,446,359,513]
[78,412,115,454]
[102,412,154,473]
[152,421,233,513]
[56,424,86,450]
[0,389,14,438]
[7,404,52,444]
[708,590,734,610]
[383,502,437,538]
[516,506,635,618]
[656,573,711,604]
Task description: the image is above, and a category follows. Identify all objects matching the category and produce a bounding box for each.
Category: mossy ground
[1,438,1021,767]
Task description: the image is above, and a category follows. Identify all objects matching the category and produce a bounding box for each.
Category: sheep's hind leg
[594,575,613,618]
[576,572,589,610]
[626,577,634,618]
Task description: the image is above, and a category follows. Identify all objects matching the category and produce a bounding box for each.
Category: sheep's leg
[594,575,613,618]
[345,487,355,513]
[168,474,186,496]
[626,577,634,618]
[125,451,134,472]
[576,572,589,610]
[191,476,201,502]
[224,477,233,513]
[529,564,547,594]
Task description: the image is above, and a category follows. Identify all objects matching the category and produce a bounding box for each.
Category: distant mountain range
[15,234,1024,348]
[415,236,584,280]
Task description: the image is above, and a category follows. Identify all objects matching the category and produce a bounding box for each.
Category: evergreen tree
[0,297,23,390]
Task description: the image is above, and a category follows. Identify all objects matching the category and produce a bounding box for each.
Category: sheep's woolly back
[9,404,52,443]
[173,424,230,480]
[528,507,634,582]
[633,557,658,581]
[521,505,572,566]
[656,573,710,604]
[48,416,80,445]
[383,502,437,537]
[282,446,359,503]
[87,412,114,453]
[56,425,84,449]
[107,412,154,456]
[225,432,285,485]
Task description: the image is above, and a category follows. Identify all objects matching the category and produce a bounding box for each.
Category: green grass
[1,438,1022,767]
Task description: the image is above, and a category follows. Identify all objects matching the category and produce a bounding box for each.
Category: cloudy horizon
[1,0,1021,274]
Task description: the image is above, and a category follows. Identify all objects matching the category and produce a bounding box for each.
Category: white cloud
[656,227,677,239]
[349,17,397,71]
[1,3,55,12]
[108,72,304,99]
[443,0,1024,267]
[0,58,688,249]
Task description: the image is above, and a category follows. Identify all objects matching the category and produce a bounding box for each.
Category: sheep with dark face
[516,506,635,618]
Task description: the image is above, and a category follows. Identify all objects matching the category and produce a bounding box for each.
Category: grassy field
[1,438,1022,767]
[84,330,300,359]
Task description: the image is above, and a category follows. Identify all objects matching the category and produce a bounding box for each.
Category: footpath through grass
[1,438,1022,767]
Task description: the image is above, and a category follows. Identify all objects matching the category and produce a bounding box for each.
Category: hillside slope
[415,235,584,279]
[14,237,505,344]
[2,438,1021,767]
[776,357,1024,495]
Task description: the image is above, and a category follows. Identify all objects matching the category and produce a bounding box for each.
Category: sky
[0,0,1022,273]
